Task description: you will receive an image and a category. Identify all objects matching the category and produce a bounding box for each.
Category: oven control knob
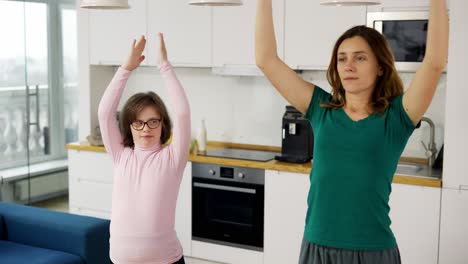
[209,169,216,175]
[238,172,245,179]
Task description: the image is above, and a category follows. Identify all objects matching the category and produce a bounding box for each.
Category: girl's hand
[158,32,168,66]
[122,35,146,71]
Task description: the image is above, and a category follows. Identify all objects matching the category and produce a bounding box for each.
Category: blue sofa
[0,202,110,264]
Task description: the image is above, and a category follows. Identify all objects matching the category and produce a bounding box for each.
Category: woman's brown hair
[324,25,404,114]
[120,92,172,148]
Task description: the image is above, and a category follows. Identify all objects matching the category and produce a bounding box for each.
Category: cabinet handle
[296,65,328,70]
[172,62,201,66]
[460,185,468,191]
[96,61,121,65]
[193,182,256,194]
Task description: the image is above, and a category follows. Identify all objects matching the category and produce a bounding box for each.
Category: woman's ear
[378,65,383,76]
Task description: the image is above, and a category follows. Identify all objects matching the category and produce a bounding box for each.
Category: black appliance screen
[382,20,428,62]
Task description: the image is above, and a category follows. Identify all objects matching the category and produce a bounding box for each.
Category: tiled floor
[32,195,222,264]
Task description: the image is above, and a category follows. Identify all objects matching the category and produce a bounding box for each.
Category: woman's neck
[344,93,373,114]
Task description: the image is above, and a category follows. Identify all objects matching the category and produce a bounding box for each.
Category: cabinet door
[68,150,114,215]
[389,183,441,264]
[68,150,113,183]
[439,188,468,264]
[264,170,309,264]
[147,1,211,67]
[367,0,430,12]
[443,0,468,189]
[285,1,366,70]
[212,0,284,67]
[88,0,147,65]
[175,162,192,256]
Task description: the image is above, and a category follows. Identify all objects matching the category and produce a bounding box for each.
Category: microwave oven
[367,11,429,72]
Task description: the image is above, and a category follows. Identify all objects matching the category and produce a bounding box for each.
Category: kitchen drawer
[69,179,112,212]
[70,206,111,220]
[68,149,113,183]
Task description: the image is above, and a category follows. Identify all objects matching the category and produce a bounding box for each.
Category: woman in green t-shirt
[255,1,448,263]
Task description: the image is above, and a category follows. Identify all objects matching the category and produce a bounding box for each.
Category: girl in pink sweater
[98,33,190,264]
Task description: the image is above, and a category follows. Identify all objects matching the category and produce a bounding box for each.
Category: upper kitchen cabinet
[285,1,366,70]
[212,0,284,67]
[146,1,212,67]
[367,0,430,11]
[88,0,147,65]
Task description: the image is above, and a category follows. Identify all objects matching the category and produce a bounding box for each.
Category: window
[0,0,77,170]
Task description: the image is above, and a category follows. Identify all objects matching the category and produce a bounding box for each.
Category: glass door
[0,0,74,205]
[0,0,51,204]
[60,2,78,144]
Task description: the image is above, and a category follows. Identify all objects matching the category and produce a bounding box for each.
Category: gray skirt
[299,239,401,264]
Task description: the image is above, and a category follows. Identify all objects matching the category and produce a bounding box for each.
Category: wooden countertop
[66,141,442,188]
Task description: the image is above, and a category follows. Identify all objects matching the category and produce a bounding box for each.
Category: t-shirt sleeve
[304,86,331,125]
[390,94,418,134]
[386,94,419,147]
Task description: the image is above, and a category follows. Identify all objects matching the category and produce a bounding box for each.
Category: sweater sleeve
[159,62,191,171]
[97,67,131,163]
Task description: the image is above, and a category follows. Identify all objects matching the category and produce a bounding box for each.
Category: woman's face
[337,36,382,96]
[130,106,162,148]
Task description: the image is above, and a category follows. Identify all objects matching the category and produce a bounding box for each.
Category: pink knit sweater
[98,62,190,264]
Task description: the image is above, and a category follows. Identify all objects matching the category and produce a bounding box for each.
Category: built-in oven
[192,162,264,251]
[367,11,429,72]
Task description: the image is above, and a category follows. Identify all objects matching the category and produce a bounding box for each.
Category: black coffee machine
[275,105,314,163]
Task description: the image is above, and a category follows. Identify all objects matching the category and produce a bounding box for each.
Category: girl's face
[130,106,162,148]
[337,36,383,96]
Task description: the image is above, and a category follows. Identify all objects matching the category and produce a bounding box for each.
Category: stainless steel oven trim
[192,162,265,185]
[193,182,257,194]
[367,11,429,26]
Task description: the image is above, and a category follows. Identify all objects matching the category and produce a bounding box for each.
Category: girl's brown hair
[324,25,404,114]
[120,92,172,148]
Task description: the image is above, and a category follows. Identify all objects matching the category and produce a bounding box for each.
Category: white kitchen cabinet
[389,183,441,264]
[367,0,430,12]
[175,162,192,257]
[146,1,211,67]
[442,0,468,189]
[88,0,147,65]
[439,188,468,264]
[285,1,366,70]
[264,170,309,264]
[212,0,284,67]
[68,149,113,215]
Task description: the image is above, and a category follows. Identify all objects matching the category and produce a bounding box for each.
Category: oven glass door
[379,20,428,63]
[192,177,264,250]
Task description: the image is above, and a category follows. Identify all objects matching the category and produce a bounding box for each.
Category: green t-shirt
[304,86,416,250]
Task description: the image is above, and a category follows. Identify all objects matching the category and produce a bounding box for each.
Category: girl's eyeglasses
[131,119,161,130]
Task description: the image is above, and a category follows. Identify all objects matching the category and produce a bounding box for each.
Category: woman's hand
[122,35,146,71]
[158,32,168,66]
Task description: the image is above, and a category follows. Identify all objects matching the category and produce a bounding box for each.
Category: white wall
[87,65,446,159]
[121,67,289,147]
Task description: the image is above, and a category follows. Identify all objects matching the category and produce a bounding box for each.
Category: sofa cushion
[0,202,110,264]
[0,240,84,264]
